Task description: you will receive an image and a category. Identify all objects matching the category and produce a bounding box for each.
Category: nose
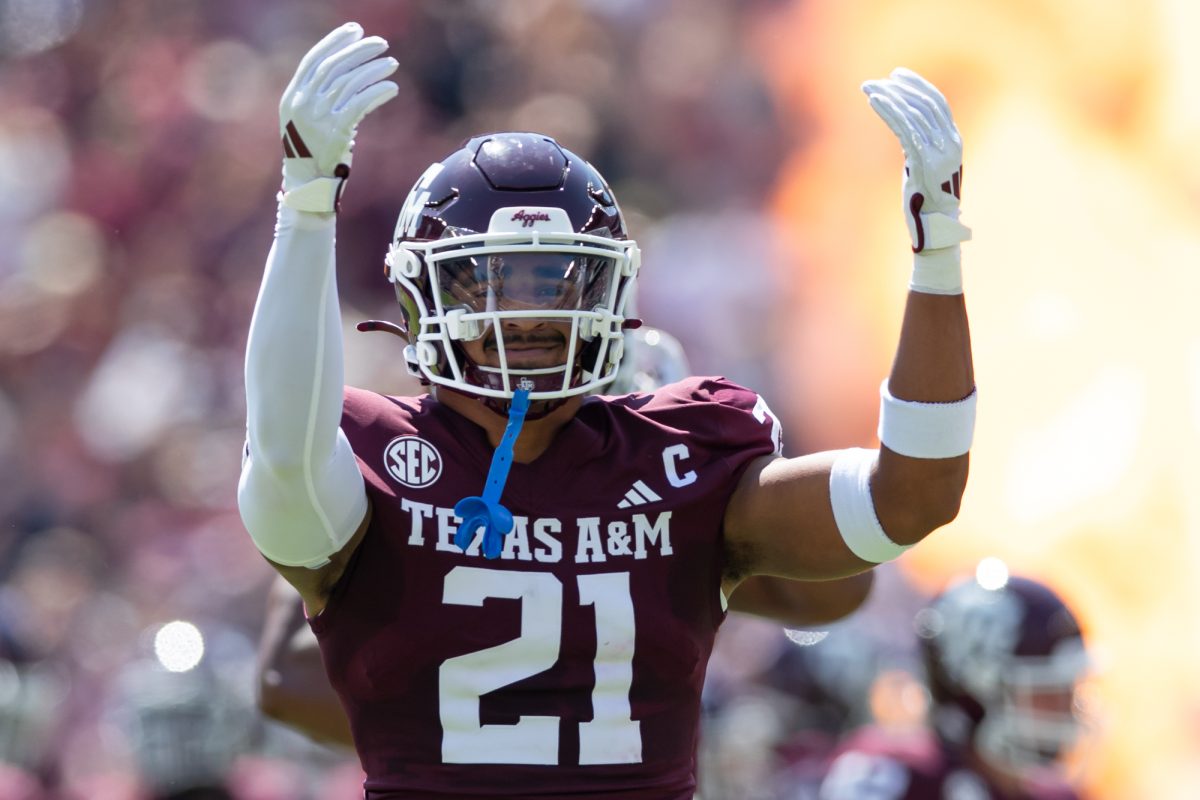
[500,312,549,330]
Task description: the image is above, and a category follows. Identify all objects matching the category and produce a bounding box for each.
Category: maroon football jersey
[310,377,783,799]
[818,727,1081,800]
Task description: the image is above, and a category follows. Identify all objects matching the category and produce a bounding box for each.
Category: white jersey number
[751,394,784,456]
[439,567,641,765]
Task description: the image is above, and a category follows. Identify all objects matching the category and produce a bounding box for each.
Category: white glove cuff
[829,448,912,563]
[280,176,346,214]
[878,380,976,458]
[919,212,971,251]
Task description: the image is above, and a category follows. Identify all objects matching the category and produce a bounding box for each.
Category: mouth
[486,334,567,368]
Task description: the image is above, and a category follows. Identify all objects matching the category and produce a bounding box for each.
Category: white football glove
[278,22,399,213]
[863,68,970,293]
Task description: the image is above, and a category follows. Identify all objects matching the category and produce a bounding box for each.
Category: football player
[109,656,251,800]
[255,326,877,748]
[239,22,976,798]
[817,571,1092,800]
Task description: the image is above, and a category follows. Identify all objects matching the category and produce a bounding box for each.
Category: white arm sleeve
[237,204,368,568]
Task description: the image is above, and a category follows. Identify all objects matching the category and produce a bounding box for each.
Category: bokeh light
[975,556,1009,590]
[783,629,830,647]
[153,620,205,673]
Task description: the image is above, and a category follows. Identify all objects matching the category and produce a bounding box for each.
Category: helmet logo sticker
[384,435,443,488]
[395,163,446,239]
[511,210,551,228]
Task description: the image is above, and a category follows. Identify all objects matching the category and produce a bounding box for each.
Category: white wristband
[910,244,963,295]
[829,448,912,563]
[878,380,976,458]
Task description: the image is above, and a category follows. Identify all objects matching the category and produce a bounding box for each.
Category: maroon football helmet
[916,573,1089,773]
[383,132,640,404]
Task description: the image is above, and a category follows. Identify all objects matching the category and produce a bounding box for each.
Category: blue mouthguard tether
[454,387,531,559]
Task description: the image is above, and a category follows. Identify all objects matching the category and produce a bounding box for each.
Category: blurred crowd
[0,1,1083,799]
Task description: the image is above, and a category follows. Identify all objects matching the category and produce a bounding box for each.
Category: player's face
[440,252,610,369]
[1014,684,1082,760]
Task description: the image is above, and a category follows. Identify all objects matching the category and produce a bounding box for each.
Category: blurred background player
[256,325,877,749]
[696,563,932,800]
[698,622,882,800]
[108,656,249,800]
[818,564,1093,800]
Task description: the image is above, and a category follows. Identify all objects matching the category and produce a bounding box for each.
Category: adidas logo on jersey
[617,480,662,509]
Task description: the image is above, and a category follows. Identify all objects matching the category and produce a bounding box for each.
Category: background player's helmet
[109,658,251,798]
[385,132,640,403]
[916,575,1088,773]
[764,627,882,740]
[605,326,690,395]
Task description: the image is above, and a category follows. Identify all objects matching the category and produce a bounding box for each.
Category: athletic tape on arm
[829,448,913,563]
[909,244,965,295]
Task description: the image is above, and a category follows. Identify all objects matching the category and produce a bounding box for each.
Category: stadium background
[0,0,1197,797]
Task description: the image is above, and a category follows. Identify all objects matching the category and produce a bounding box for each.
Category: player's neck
[436,388,583,463]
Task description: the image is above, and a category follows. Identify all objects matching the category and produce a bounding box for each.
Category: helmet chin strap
[453,387,531,559]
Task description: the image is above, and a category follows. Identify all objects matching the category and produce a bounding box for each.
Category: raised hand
[862,68,970,256]
[278,22,399,213]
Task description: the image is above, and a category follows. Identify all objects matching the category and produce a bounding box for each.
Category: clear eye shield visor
[435,251,616,336]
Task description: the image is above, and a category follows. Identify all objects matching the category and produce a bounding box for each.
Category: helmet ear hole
[385,245,423,281]
[416,342,439,366]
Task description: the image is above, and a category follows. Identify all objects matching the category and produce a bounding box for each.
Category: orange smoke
[751,1,1200,797]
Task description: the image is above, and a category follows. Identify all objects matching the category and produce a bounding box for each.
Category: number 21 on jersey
[439,566,640,766]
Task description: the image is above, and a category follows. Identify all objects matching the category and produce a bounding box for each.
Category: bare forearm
[874,289,973,543]
[888,289,973,402]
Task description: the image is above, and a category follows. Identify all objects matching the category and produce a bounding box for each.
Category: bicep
[723,452,874,583]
